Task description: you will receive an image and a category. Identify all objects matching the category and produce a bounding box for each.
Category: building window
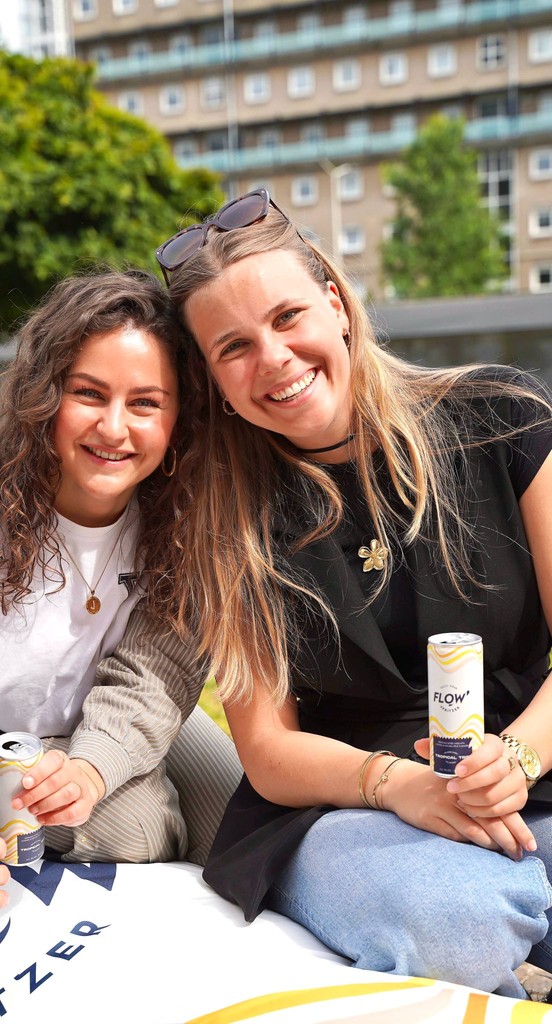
[291,176,318,206]
[346,117,370,137]
[392,112,416,134]
[244,73,270,104]
[427,43,457,78]
[529,208,552,238]
[205,131,226,152]
[118,91,143,115]
[343,5,367,24]
[113,0,137,14]
[73,0,96,18]
[258,128,281,148]
[333,59,361,92]
[300,122,325,143]
[170,34,192,55]
[338,169,363,202]
[159,85,184,115]
[128,40,151,60]
[201,77,226,109]
[478,150,513,221]
[441,103,463,119]
[530,265,552,293]
[390,0,412,14]
[254,19,277,39]
[298,12,321,31]
[529,149,552,180]
[437,0,463,14]
[288,66,315,99]
[173,139,199,163]
[379,52,408,85]
[340,226,365,255]
[477,35,506,70]
[529,30,552,64]
[89,46,111,65]
[201,24,223,45]
[476,94,508,119]
[538,91,552,113]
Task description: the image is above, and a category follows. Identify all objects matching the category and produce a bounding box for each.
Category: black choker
[299,434,355,454]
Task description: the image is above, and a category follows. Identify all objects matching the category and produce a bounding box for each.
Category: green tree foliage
[381,114,506,299]
[0,50,224,331]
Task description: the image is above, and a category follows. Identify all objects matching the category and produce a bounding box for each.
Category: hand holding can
[0,733,45,865]
[428,633,485,778]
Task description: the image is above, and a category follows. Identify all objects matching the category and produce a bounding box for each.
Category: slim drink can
[0,732,45,865]
[427,633,484,777]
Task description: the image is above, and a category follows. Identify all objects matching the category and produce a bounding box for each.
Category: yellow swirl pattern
[429,713,484,738]
[184,980,435,1024]
[0,818,40,864]
[427,646,483,673]
[0,751,42,773]
[184,979,552,1024]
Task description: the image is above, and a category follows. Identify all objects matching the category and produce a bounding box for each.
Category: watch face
[518,744,541,781]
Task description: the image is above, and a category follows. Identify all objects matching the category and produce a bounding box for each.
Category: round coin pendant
[86,595,101,615]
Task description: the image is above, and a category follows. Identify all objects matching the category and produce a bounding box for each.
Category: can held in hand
[0,732,45,865]
[428,633,484,778]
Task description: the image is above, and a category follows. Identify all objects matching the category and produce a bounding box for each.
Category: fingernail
[23,776,34,788]
[12,798,23,810]
[447,781,459,793]
[455,764,467,777]
[527,839,537,852]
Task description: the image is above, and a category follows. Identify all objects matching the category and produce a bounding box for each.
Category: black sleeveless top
[204,372,552,922]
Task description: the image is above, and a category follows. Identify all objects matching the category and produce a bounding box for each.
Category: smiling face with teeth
[185,250,352,456]
[53,326,179,526]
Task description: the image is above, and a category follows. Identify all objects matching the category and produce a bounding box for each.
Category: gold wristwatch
[500,733,542,789]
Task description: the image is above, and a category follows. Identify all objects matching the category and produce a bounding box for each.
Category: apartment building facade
[71,0,552,299]
[0,0,73,58]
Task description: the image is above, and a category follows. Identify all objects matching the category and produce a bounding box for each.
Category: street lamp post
[319,160,353,271]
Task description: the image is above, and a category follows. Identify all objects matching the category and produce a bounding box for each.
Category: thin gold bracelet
[372,757,403,810]
[358,750,394,808]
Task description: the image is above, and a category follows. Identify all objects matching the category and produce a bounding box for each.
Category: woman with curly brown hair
[156,188,552,999]
[0,268,240,893]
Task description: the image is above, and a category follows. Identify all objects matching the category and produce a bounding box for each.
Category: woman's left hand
[415,734,529,816]
[413,734,535,855]
[12,750,105,827]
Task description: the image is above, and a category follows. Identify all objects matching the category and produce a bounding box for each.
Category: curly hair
[0,268,187,615]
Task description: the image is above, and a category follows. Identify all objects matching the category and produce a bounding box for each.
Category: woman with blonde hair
[157,188,552,999]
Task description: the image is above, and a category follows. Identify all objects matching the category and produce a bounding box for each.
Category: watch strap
[500,733,541,788]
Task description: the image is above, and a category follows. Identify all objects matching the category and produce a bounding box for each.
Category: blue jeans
[267,807,552,999]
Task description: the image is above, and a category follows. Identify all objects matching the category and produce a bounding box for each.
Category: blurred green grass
[199,676,230,736]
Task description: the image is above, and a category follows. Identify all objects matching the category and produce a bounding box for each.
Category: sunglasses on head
[155,188,290,285]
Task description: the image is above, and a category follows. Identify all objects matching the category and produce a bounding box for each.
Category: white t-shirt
[0,503,143,737]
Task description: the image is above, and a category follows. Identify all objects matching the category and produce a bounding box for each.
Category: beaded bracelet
[358,750,394,808]
[372,757,403,810]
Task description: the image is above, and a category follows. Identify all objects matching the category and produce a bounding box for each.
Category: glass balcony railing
[97,0,552,82]
[176,110,552,175]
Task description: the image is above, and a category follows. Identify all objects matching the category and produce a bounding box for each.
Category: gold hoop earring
[161,445,177,477]
[222,398,237,416]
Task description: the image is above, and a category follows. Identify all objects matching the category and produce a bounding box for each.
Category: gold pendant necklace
[59,506,131,615]
[358,539,388,572]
